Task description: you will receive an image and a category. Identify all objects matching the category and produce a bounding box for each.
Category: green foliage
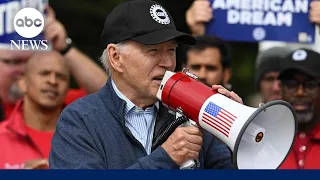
[228,42,258,103]
[50,0,125,59]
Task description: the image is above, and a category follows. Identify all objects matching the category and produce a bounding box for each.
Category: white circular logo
[13,8,44,38]
[150,4,170,25]
[292,50,307,61]
[253,27,266,41]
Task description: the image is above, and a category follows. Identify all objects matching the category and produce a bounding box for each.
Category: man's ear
[17,75,27,94]
[107,44,124,73]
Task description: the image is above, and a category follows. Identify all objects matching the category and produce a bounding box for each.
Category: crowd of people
[0,0,319,169]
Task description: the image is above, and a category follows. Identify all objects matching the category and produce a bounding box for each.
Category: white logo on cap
[292,50,307,61]
[150,4,170,25]
[253,27,266,41]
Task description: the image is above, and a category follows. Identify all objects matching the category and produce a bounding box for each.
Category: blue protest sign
[0,0,48,48]
[206,0,316,44]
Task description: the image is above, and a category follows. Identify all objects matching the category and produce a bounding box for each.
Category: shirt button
[298,160,304,167]
[299,146,306,152]
[299,133,306,139]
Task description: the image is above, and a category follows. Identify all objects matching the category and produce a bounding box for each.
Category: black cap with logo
[101,0,196,48]
[278,48,320,80]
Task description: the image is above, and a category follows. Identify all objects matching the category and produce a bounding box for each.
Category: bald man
[0,6,108,121]
[0,51,70,169]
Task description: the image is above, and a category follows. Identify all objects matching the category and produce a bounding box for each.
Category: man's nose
[272,80,281,92]
[158,54,175,68]
[197,67,207,79]
[296,84,307,96]
[48,74,57,85]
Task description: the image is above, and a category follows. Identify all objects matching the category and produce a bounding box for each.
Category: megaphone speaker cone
[234,100,297,169]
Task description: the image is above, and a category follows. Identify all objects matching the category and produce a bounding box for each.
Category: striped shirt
[111,80,158,155]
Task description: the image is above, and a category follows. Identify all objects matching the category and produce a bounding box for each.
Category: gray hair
[99,41,128,77]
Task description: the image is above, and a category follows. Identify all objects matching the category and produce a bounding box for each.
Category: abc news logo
[16,17,42,28]
[11,8,48,51]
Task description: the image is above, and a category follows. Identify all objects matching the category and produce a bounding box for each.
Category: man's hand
[24,159,49,169]
[44,5,68,51]
[186,0,213,36]
[161,126,203,166]
[310,1,320,26]
[212,85,243,104]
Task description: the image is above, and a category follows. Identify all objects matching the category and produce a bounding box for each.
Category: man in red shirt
[0,6,107,120]
[0,51,72,169]
[278,48,320,169]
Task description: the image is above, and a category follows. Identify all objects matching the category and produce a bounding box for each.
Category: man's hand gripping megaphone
[152,69,243,169]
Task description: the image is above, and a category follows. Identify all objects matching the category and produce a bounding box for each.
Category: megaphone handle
[179,121,196,169]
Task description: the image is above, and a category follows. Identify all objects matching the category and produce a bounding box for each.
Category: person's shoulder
[62,92,103,115]
[60,90,114,125]
[64,88,87,105]
[57,91,114,132]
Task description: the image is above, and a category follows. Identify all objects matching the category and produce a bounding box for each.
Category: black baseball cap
[278,48,320,80]
[101,0,196,48]
[255,47,292,89]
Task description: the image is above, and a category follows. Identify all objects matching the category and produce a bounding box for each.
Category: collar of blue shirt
[111,80,159,154]
[111,80,159,115]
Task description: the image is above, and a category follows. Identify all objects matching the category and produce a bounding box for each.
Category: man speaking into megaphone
[50,0,244,169]
[157,69,296,169]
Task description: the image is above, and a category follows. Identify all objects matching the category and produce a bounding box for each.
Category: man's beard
[289,98,314,125]
[8,82,24,103]
[296,110,314,124]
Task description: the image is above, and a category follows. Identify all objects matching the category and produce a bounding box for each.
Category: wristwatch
[60,37,73,55]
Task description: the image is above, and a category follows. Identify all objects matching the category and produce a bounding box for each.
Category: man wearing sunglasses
[278,48,320,169]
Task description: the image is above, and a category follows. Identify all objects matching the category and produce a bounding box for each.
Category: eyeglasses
[282,79,320,94]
